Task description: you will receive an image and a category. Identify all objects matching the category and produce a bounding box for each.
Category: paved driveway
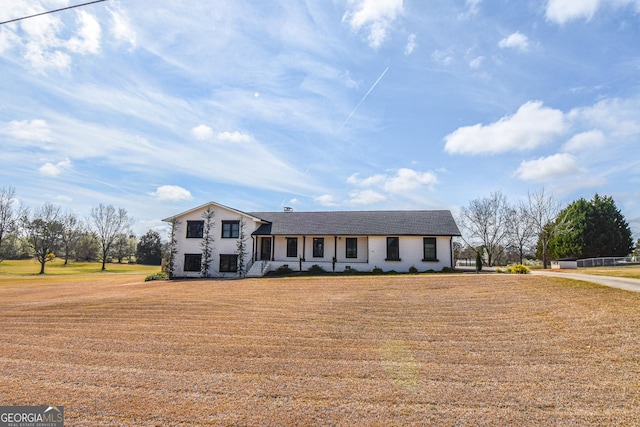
[532,270,640,293]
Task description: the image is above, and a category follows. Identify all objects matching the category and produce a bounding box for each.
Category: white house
[162,201,462,278]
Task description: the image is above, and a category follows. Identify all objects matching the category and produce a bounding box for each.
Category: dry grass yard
[1,272,639,426]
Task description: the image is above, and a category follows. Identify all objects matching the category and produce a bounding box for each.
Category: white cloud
[217,131,253,143]
[315,194,338,206]
[404,33,417,55]
[347,168,438,195]
[346,168,437,205]
[458,0,482,20]
[6,119,53,141]
[562,129,606,152]
[444,101,567,155]
[342,0,404,49]
[546,0,640,24]
[546,0,601,24]
[347,172,385,187]
[432,48,454,66]
[109,6,136,48]
[67,11,101,55]
[516,153,583,182]
[55,194,73,202]
[150,185,192,201]
[498,32,529,51]
[382,168,438,192]
[3,3,104,72]
[191,124,214,140]
[469,56,484,69]
[348,189,386,205]
[39,158,71,177]
[24,42,71,72]
[569,98,640,139]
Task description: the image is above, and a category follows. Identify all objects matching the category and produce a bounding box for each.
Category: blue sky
[1,0,639,238]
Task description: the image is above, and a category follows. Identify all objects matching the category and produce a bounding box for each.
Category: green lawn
[0,259,161,276]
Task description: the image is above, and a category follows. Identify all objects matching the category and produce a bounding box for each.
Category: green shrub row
[145,271,168,281]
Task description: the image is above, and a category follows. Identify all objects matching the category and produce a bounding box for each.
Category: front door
[260,237,271,261]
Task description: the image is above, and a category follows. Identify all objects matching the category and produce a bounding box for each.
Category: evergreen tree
[200,208,215,277]
[166,219,180,278]
[235,218,248,277]
[549,194,633,258]
[137,230,162,265]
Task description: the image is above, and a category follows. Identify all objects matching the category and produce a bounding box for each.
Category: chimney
[284,206,293,212]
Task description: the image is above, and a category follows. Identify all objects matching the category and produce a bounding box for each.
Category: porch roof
[249,210,461,237]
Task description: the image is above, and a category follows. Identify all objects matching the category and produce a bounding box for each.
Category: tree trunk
[39,260,46,274]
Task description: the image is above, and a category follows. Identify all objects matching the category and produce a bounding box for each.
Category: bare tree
[508,203,536,264]
[89,204,132,271]
[0,186,19,262]
[458,191,512,267]
[22,203,64,274]
[523,188,563,269]
[200,207,215,278]
[59,210,83,265]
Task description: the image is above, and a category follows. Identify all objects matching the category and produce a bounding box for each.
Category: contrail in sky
[337,66,390,133]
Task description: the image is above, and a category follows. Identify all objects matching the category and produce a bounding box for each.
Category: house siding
[170,204,259,278]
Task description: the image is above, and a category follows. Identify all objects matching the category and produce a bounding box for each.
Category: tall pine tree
[549,194,633,258]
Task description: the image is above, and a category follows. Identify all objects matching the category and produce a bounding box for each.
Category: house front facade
[163,201,461,278]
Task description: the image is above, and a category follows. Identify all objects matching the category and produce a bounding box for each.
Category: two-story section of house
[163,201,461,278]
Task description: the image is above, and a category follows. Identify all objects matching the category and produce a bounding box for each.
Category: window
[184,254,202,271]
[345,238,357,258]
[386,237,400,261]
[313,238,324,258]
[287,238,298,258]
[219,254,238,272]
[186,221,204,238]
[423,237,437,261]
[222,221,240,238]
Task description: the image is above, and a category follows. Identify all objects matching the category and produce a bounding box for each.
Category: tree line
[457,188,636,267]
[0,186,164,274]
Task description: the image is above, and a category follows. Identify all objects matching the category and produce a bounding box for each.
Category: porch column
[271,235,275,261]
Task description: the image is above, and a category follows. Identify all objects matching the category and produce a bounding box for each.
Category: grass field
[0,269,639,425]
[0,259,161,276]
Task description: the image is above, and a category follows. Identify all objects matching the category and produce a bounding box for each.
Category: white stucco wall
[171,204,261,277]
[267,235,452,273]
[367,236,452,272]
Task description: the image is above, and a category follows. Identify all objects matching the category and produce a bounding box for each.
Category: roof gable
[162,201,265,223]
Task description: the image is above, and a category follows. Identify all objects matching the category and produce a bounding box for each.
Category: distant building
[551,258,578,270]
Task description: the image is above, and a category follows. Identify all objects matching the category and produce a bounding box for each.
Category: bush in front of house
[408,266,419,274]
[307,264,326,275]
[507,264,530,274]
[145,272,168,281]
[274,265,293,275]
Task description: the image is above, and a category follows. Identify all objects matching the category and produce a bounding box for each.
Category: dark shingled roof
[248,210,461,236]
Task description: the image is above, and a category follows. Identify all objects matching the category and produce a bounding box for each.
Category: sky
[1,0,640,239]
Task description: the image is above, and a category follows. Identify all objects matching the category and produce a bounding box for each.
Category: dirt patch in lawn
[1,274,639,425]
